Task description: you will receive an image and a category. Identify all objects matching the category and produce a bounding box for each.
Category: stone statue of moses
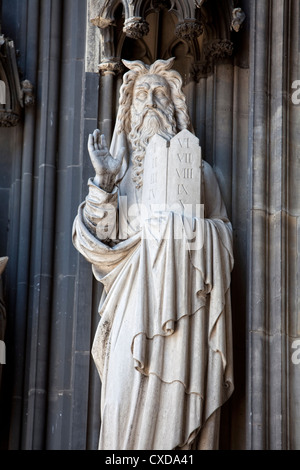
[73,57,234,450]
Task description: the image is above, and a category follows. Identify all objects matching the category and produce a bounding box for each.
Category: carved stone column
[247,0,300,450]
[98,58,124,144]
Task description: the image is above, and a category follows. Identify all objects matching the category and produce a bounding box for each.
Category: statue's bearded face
[129,74,177,189]
[131,74,176,138]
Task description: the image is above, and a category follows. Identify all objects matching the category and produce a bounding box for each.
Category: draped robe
[72,132,234,450]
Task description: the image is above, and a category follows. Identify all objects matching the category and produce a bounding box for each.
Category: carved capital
[98,59,124,76]
[175,19,203,41]
[204,39,234,61]
[0,111,20,127]
[123,17,149,39]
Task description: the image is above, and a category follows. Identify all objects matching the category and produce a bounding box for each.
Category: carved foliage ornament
[192,39,234,81]
[175,19,203,40]
[123,17,150,39]
[204,39,234,61]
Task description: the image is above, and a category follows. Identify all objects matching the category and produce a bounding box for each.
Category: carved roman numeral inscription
[142,129,202,217]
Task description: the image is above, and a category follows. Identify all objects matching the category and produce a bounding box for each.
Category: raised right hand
[88,129,124,192]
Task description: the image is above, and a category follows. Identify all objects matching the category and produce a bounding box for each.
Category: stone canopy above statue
[87,0,245,82]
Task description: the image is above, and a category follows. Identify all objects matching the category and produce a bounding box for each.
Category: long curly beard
[129,104,177,189]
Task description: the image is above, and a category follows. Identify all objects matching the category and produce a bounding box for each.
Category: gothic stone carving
[204,39,234,61]
[21,80,35,107]
[0,35,22,126]
[231,7,246,33]
[0,35,34,126]
[73,58,234,450]
[98,58,125,76]
[123,16,150,39]
[0,111,20,127]
[88,1,242,82]
[175,19,203,40]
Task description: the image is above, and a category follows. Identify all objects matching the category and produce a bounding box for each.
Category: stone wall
[0,0,100,450]
[247,0,300,449]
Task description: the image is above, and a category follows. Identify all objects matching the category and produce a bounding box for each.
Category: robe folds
[72,153,234,449]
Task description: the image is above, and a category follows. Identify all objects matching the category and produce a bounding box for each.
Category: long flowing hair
[116,58,191,188]
[117,57,190,135]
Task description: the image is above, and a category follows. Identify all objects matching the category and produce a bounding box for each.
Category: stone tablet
[142,129,202,217]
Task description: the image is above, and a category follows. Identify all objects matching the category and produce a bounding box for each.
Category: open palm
[88,129,124,192]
